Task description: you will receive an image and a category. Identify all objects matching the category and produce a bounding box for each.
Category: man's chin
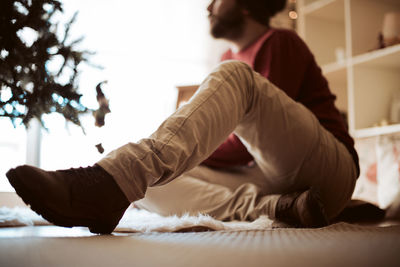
[211,27,235,39]
[209,23,226,39]
[210,29,224,39]
[209,20,244,40]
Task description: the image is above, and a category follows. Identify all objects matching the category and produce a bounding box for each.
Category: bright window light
[39,0,227,170]
[0,119,27,192]
[1,0,229,190]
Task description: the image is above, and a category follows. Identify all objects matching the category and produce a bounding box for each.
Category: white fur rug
[0,207,274,232]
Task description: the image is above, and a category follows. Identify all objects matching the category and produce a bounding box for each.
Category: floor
[1,222,400,267]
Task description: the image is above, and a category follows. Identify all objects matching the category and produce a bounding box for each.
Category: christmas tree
[0,0,91,128]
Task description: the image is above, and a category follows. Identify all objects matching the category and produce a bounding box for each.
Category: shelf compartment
[350,0,400,57]
[352,44,400,131]
[301,0,346,66]
[353,65,400,131]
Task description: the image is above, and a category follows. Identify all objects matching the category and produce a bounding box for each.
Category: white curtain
[0,0,230,186]
[38,0,229,170]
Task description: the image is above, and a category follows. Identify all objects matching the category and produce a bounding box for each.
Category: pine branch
[0,0,93,129]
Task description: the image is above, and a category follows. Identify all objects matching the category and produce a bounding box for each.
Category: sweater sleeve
[202,133,254,168]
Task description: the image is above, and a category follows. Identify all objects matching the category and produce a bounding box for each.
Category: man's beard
[209,5,245,39]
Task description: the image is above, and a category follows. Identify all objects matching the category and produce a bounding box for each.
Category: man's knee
[213,60,255,93]
[217,60,252,74]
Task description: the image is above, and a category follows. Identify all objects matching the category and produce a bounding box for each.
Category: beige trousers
[98,61,357,221]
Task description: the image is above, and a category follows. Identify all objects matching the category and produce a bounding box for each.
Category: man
[6,0,359,234]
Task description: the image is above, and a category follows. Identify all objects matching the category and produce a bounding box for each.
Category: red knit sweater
[202,28,359,175]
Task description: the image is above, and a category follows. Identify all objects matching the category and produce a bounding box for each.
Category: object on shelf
[377,32,385,50]
[390,91,400,124]
[371,12,400,51]
[335,47,345,63]
[382,12,400,47]
[371,32,391,51]
[373,119,389,128]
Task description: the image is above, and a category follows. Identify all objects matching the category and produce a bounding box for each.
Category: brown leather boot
[6,164,130,234]
[275,189,329,228]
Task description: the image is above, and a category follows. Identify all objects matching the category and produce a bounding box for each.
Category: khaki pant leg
[97,60,357,221]
[135,165,280,221]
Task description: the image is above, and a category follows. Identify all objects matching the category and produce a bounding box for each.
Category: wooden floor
[1,222,400,267]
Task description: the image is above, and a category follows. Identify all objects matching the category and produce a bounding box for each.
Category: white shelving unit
[297,0,400,139]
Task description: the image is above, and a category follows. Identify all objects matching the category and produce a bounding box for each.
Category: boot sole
[6,168,116,234]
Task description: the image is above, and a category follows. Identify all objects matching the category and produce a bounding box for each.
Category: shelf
[299,0,400,139]
[353,124,400,139]
[301,0,344,22]
[352,44,400,69]
[322,60,347,74]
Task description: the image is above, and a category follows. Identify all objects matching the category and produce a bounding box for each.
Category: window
[0,119,27,192]
[1,0,229,191]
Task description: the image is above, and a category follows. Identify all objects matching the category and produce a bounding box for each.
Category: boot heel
[88,224,115,234]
